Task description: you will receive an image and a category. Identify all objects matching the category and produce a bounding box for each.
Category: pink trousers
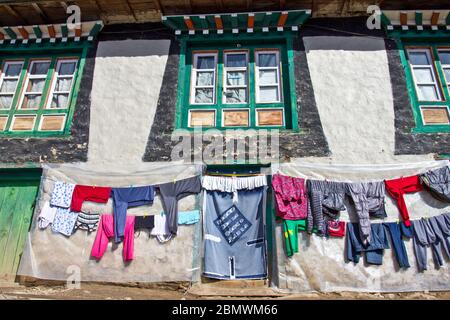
[91,215,135,262]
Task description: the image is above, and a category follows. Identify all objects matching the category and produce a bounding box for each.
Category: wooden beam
[184,0,192,13]
[247,14,255,29]
[279,0,286,10]
[3,27,17,39]
[2,5,27,25]
[60,1,68,11]
[215,0,224,12]
[246,0,252,10]
[431,11,440,25]
[32,25,42,38]
[75,26,82,37]
[124,0,138,21]
[0,32,4,41]
[31,3,49,23]
[153,0,164,15]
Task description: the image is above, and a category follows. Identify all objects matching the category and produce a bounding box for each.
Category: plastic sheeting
[273,160,450,293]
[17,163,204,283]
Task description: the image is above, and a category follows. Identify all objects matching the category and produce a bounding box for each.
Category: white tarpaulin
[273,160,450,293]
[18,162,204,283]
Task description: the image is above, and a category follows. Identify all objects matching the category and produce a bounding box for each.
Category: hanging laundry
[74,211,100,232]
[283,219,308,257]
[307,180,346,236]
[91,215,135,262]
[345,181,387,244]
[178,210,200,225]
[346,222,390,265]
[50,181,76,208]
[202,175,267,203]
[203,175,267,280]
[157,175,202,236]
[37,201,57,229]
[412,214,450,272]
[384,175,422,227]
[51,207,79,237]
[71,185,112,212]
[383,222,412,269]
[111,186,155,243]
[151,214,173,243]
[327,220,346,237]
[420,166,450,202]
[272,173,308,220]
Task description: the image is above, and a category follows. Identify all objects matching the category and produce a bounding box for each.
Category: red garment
[384,175,423,227]
[328,220,346,237]
[272,173,308,220]
[71,185,112,212]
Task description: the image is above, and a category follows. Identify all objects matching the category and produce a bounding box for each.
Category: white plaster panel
[87,39,170,167]
[302,36,434,164]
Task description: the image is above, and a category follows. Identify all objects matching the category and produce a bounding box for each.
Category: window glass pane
[0,79,18,93]
[259,69,278,85]
[226,71,246,86]
[409,51,430,65]
[417,85,439,101]
[196,56,215,69]
[0,95,13,109]
[58,62,76,75]
[438,51,450,65]
[26,78,46,92]
[196,71,214,86]
[258,53,277,67]
[50,93,69,109]
[225,88,246,103]
[30,61,50,75]
[5,63,22,77]
[413,68,434,83]
[259,86,279,102]
[21,94,42,108]
[194,88,213,103]
[443,68,450,82]
[55,78,73,91]
[226,54,246,67]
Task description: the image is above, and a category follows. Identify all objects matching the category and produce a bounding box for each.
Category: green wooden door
[0,170,41,281]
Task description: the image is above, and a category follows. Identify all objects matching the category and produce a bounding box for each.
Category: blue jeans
[383,222,411,268]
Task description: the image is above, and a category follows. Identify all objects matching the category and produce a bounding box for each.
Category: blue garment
[383,222,411,268]
[346,222,390,265]
[177,210,200,225]
[112,186,155,243]
[204,187,267,280]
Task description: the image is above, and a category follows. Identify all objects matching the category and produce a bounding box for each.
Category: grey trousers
[203,187,267,280]
[346,181,387,244]
[412,218,443,272]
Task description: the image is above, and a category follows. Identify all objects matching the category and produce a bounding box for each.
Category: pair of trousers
[346,181,387,244]
[383,222,412,268]
[91,215,135,262]
[307,180,346,236]
[346,222,390,265]
[385,175,422,227]
[413,214,450,271]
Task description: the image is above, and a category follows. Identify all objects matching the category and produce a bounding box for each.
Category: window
[0,54,82,135]
[255,50,282,103]
[180,40,295,130]
[404,45,450,131]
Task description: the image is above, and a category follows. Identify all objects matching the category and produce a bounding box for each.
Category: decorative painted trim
[382,10,450,34]
[0,21,103,46]
[162,10,310,35]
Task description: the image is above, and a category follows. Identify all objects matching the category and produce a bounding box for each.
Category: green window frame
[175,34,298,130]
[398,39,450,133]
[0,46,88,137]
